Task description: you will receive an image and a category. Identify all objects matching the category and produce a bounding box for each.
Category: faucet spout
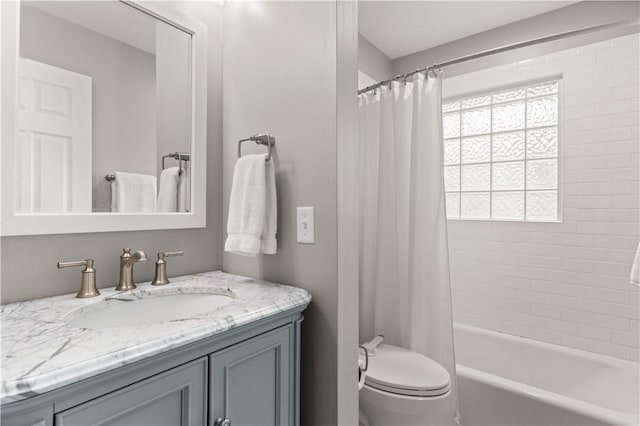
[116,248,148,291]
[127,250,148,265]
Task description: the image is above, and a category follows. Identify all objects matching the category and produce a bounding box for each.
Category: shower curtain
[358,74,459,424]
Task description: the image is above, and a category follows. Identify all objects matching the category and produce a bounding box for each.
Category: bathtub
[454,324,639,426]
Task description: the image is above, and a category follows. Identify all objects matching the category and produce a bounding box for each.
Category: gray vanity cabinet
[210,326,292,426]
[1,312,303,426]
[55,358,207,426]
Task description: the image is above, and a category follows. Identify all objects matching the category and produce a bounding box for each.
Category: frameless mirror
[1,0,207,235]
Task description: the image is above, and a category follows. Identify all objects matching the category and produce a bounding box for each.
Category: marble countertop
[1,270,311,405]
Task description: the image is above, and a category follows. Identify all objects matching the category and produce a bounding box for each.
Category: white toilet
[359,342,452,426]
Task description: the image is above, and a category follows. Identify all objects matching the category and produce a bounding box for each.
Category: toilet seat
[364,344,451,398]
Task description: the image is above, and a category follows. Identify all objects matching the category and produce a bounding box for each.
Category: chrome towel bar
[238,134,276,161]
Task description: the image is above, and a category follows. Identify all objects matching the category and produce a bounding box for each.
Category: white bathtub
[454,324,639,426]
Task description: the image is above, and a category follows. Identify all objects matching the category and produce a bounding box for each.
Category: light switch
[297,207,315,244]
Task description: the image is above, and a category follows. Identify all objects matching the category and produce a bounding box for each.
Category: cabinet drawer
[55,357,207,426]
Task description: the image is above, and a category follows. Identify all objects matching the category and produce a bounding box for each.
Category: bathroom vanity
[1,271,311,426]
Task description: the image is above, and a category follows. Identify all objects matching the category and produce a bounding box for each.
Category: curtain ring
[403,75,407,86]
[430,64,440,78]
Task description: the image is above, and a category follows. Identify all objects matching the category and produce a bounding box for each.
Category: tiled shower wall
[444,33,639,361]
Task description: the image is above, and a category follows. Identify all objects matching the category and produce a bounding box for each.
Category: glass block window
[443,80,560,221]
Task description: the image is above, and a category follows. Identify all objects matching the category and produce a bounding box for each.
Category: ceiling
[25,1,158,54]
[359,1,579,59]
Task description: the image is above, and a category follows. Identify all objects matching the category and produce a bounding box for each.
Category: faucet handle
[161,250,184,259]
[58,259,93,269]
[151,250,183,286]
[57,259,100,298]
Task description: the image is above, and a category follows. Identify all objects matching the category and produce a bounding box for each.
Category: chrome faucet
[116,247,148,291]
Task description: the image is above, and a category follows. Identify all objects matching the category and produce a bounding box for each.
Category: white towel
[631,242,640,286]
[262,158,277,254]
[179,164,191,212]
[157,167,182,212]
[225,154,277,256]
[111,171,157,213]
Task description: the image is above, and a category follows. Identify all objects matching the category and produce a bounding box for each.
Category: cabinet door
[55,357,207,426]
[210,326,292,426]
[1,404,53,426]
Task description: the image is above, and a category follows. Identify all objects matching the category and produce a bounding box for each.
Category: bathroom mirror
[1,0,207,235]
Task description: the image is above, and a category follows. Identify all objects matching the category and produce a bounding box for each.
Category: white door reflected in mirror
[17,58,92,213]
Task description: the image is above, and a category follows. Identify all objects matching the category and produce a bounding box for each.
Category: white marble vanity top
[0,270,311,405]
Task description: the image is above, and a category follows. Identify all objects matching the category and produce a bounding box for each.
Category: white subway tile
[577,324,611,341]
[517,289,546,304]
[575,247,612,261]
[595,234,638,250]
[609,303,640,320]
[564,169,612,182]
[532,304,562,319]
[561,283,593,298]
[560,233,594,247]
[610,248,636,264]
[530,328,564,345]
[594,314,630,331]
[517,313,547,329]
[530,280,561,294]
[546,269,577,284]
[611,222,640,236]
[592,288,630,304]
[612,84,639,100]
[547,318,578,334]
[562,334,596,352]
[612,195,639,209]
[611,112,640,128]
[564,195,611,209]
[561,309,594,325]
[545,294,580,309]
[592,209,631,222]
[563,208,595,221]
[592,341,631,359]
[517,267,547,280]
[593,261,634,277]
[576,221,613,234]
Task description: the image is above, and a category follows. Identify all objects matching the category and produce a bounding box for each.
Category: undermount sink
[64,289,235,329]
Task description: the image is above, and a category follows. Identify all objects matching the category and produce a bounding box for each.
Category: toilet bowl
[359,344,452,426]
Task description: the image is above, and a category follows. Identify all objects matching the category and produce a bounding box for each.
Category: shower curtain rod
[358,19,639,95]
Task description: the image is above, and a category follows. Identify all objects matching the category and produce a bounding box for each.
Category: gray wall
[1,1,223,303]
[358,34,393,82]
[393,1,640,78]
[20,5,158,211]
[222,2,339,424]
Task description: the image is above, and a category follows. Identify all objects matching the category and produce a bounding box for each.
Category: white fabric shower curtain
[358,74,459,424]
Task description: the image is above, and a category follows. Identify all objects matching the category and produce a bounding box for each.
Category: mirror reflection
[18,1,192,213]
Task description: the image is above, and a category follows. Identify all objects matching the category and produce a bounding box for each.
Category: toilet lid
[364,344,451,397]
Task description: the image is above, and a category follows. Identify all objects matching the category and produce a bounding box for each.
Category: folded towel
[111,171,157,213]
[157,167,181,212]
[631,242,640,286]
[225,154,277,256]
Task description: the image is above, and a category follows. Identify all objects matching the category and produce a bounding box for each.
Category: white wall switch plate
[297,207,315,244]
